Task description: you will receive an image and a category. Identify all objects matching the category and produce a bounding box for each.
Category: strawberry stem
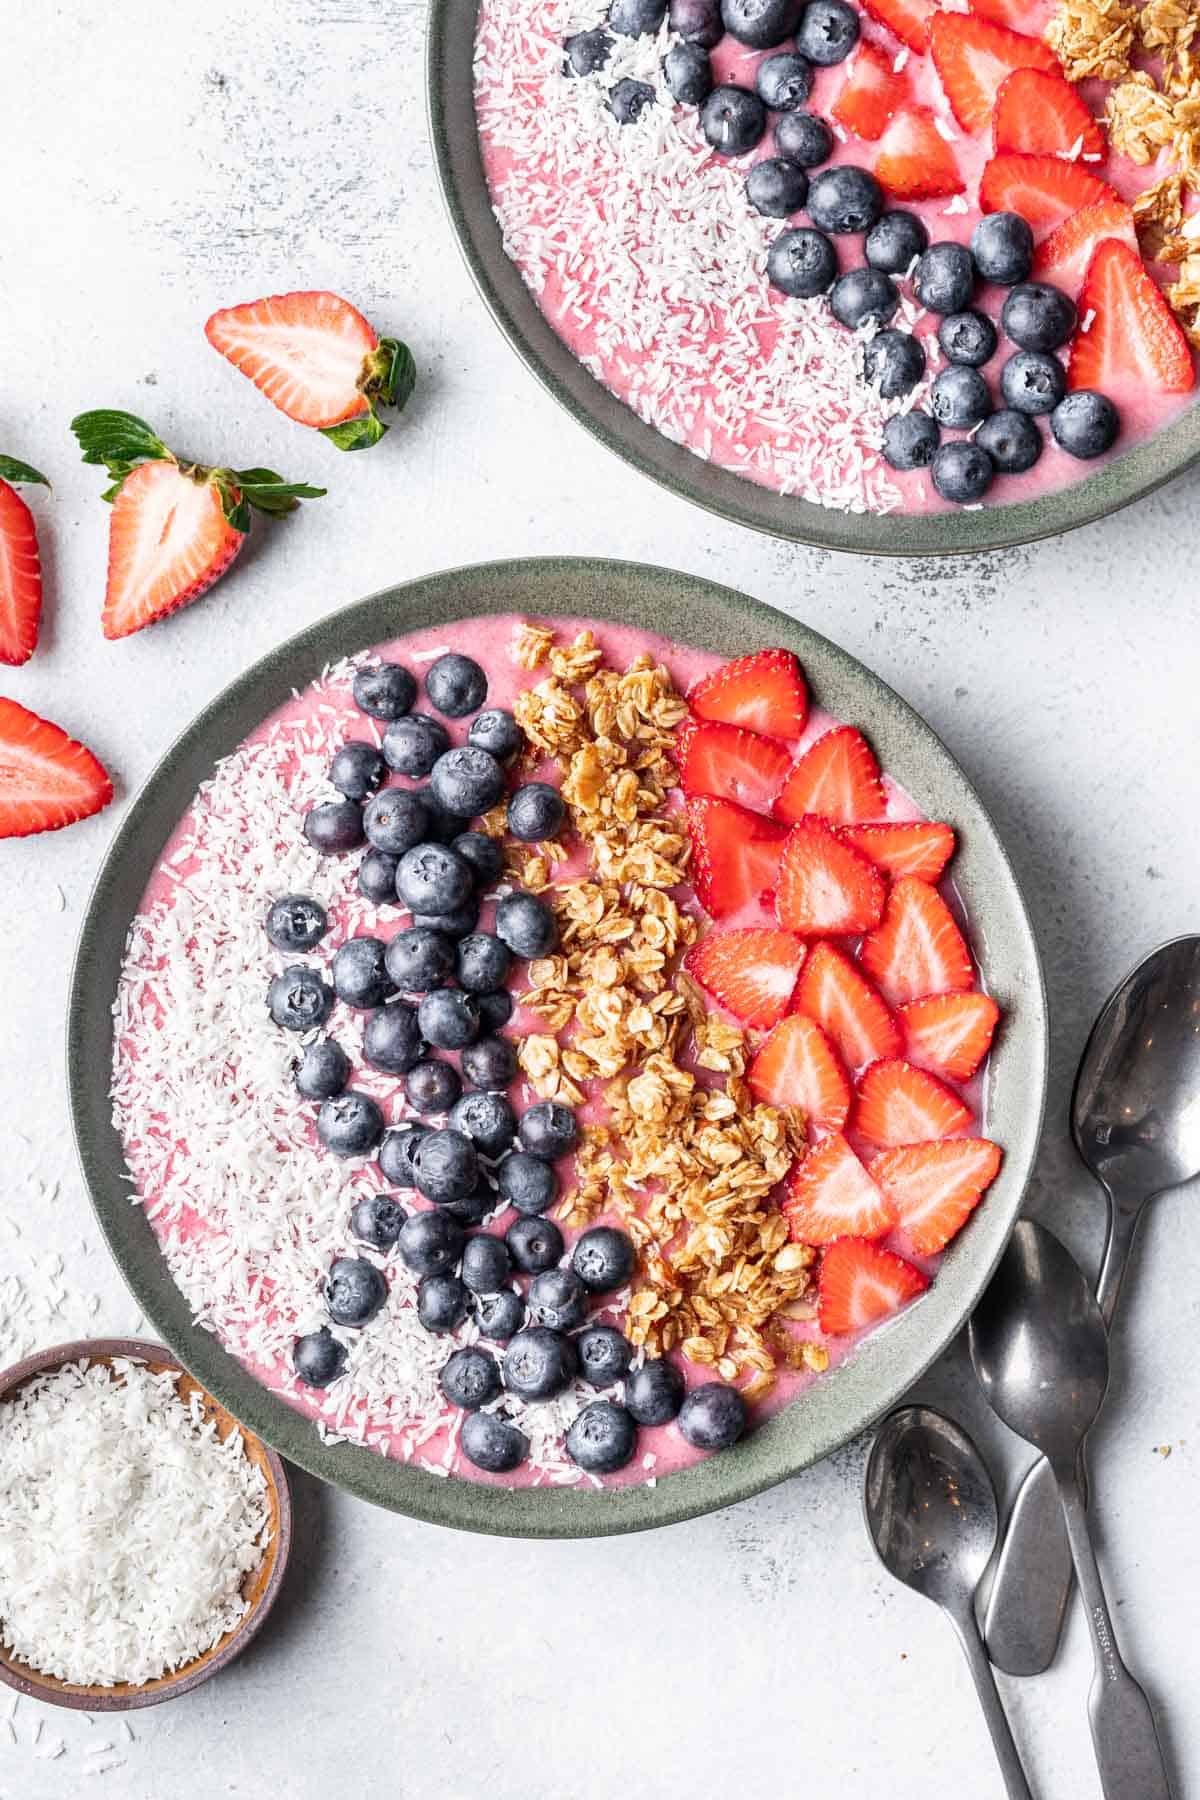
[321,338,417,453]
[0,455,50,489]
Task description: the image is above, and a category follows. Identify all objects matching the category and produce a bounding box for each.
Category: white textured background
[1,4,1198,1797]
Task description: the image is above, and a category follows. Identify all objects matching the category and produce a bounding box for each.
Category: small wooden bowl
[0,1337,292,1711]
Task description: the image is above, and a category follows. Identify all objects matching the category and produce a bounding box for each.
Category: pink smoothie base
[120,614,986,1490]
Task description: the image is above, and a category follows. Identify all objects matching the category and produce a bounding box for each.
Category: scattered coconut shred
[0,1359,270,1687]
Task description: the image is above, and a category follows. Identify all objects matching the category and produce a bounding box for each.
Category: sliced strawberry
[930,13,1059,133]
[688,649,807,741]
[859,876,974,1006]
[1032,198,1138,297]
[747,1013,852,1135]
[875,106,965,201]
[773,726,885,826]
[870,1137,1002,1253]
[841,819,956,883]
[101,462,246,641]
[861,0,935,54]
[686,796,789,919]
[979,153,1118,235]
[831,39,911,141]
[679,719,792,816]
[900,990,1000,1082]
[0,697,114,839]
[968,0,1034,26]
[992,67,1104,161]
[855,1057,973,1149]
[783,1134,897,1244]
[684,928,807,1030]
[0,457,49,667]
[1069,237,1195,398]
[792,940,901,1071]
[776,817,887,936]
[817,1236,929,1335]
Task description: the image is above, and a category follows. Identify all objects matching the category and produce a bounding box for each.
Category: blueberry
[1001,282,1076,352]
[331,936,395,1009]
[413,1129,479,1203]
[564,26,613,74]
[609,0,668,29]
[699,85,767,156]
[576,1325,633,1388]
[460,1036,519,1092]
[396,843,475,915]
[572,1226,636,1293]
[330,740,387,801]
[975,408,1043,474]
[519,1101,579,1160]
[430,746,506,819]
[382,713,449,779]
[767,226,837,298]
[425,652,487,719]
[317,1091,385,1158]
[406,1057,462,1115]
[496,1150,558,1216]
[862,329,925,400]
[460,1409,529,1473]
[478,990,515,1033]
[353,663,417,721]
[440,1346,501,1410]
[351,1193,407,1250]
[881,410,940,472]
[970,211,1033,287]
[398,1207,466,1276]
[721,0,802,48]
[938,309,998,368]
[293,1327,347,1388]
[378,1123,429,1188]
[411,899,481,940]
[913,242,975,315]
[294,1038,351,1101]
[451,831,504,886]
[529,1268,588,1333]
[495,891,558,958]
[268,965,334,1032]
[830,267,899,330]
[931,440,994,504]
[325,1257,387,1328]
[506,1214,565,1274]
[507,782,566,842]
[456,932,513,994]
[930,365,993,430]
[418,987,481,1050]
[796,0,860,63]
[664,41,713,105]
[441,1182,498,1227]
[566,1401,638,1473]
[503,1327,578,1399]
[358,848,399,905]
[626,1357,686,1424]
[266,894,328,953]
[670,0,723,43]
[746,158,809,219]
[864,209,929,275]
[461,1233,513,1294]
[468,709,523,761]
[999,349,1066,416]
[609,77,657,124]
[677,1382,748,1449]
[755,50,813,110]
[385,925,456,993]
[1050,389,1119,460]
[806,165,883,235]
[363,788,429,857]
[304,799,365,854]
[448,1093,514,1164]
[474,1288,527,1341]
[774,110,833,168]
[418,1273,470,1332]
[416,794,471,846]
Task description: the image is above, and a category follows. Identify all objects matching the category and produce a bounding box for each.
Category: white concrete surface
[1,5,1198,1797]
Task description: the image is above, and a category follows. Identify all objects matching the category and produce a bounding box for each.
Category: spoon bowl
[865,1406,999,1614]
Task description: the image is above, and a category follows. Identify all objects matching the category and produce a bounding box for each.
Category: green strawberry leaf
[319,412,388,453]
[228,467,327,518]
[371,338,417,412]
[0,455,50,489]
[71,410,173,498]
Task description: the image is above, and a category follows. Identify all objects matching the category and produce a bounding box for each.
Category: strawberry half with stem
[899,990,1000,1082]
[870,1137,1002,1253]
[774,725,885,826]
[0,697,113,838]
[875,106,965,201]
[992,67,1104,161]
[71,411,325,640]
[684,928,807,1030]
[855,1057,973,1149]
[0,455,49,666]
[831,39,912,141]
[776,816,886,936]
[817,1236,928,1335]
[930,14,1060,133]
[679,718,792,815]
[688,649,807,741]
[205,291,416,453]
[979,153,1117,234]
[841,819,955,883]
[861,0,935,54]
[747,1012,852,1135]
[686,796,789,919]
[783,1133,897,1244]
[859,875,974,1006]
[1032,198,1138,297]
[1069,238,1195,397]
[792,939,901,1070]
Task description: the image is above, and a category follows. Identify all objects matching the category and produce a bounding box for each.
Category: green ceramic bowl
[68,557,1047,1536]
[427,0,1200,556]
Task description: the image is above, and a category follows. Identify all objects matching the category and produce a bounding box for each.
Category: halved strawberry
[1069,237,1195,397]
[900,990,1000,1081]
[776,817,887,936]
[831,39,912,141]
[0,457,49,667]
[993,67,1104,161]
[792,940,901,1070]
[686,796,789,919]
[870,1137,1002,1253]
[783,1134,896,1244]
[773,726,885,826]
[679,719,792,816]
[205,291,416,452]
[930,13,1059,133]
[855,1058,973,1149]
[1032,198,1138,297]
[684,928,807,1030]
[0,697,113,839]
[875,106,965,201]
[688,649,807,741]
[817,1236,929,1335]
[747,1013,852,1135]
[979,153,1118,235]
[841,819,956,883]
[859,876,974,1006]
[861,0,935,54]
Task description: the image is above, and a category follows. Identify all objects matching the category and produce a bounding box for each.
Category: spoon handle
[1056,1470,1174,1800]
[951,1610,1035,1800]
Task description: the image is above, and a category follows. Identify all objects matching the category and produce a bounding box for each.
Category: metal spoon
[864,1406,1034,1800]
[984,935,1200,1676]
[969,1219,1173,1800]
